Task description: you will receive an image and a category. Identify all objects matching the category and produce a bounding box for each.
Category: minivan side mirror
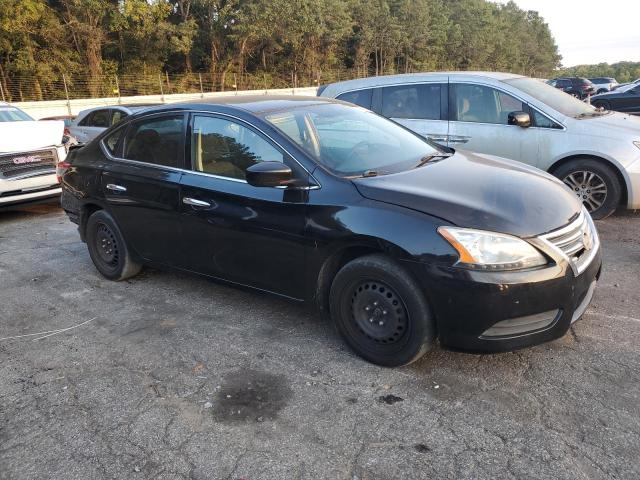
[246,161,293,187]
[508,111,531,128]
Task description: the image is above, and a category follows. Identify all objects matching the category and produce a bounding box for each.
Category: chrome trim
[106,183,127,192]
[100,109,322,190]
[571,281,597,324]
[537,209,600,276]
[480,309,560,339]
[2,170,56,181]
[183,197,211,207]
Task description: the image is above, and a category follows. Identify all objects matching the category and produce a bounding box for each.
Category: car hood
[352,151,582,238]
[570,111,640,137]
[0,120,64,152]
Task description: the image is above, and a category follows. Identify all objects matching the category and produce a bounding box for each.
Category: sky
[492,0,640,67]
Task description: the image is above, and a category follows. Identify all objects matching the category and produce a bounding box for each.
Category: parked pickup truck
[0,103,67,208]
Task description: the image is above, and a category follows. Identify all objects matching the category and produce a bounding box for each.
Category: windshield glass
[615,83,637,93]
[263,103,441,176]
[503,77,599,117]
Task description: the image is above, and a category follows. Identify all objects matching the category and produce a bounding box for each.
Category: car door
[179,113,310,299]
[100,113,186,264]
[371,82,449,146]
[446,83,541,166]
[618,87,640,113]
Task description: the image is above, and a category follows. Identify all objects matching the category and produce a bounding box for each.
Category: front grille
[539,210,599,275]
[0,148,58,179]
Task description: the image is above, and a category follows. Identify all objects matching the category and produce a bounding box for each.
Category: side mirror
[508,111,531,128]
[246,161,293,187]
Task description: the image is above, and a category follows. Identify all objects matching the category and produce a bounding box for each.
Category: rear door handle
[106,183,127,192]
[448,136,470,144]
[183,197,211,208]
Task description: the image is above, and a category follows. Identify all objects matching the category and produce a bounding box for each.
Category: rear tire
[553,158,621,219]
[593,100,610,110]
[86,210,142,281]
[329,254,435,367]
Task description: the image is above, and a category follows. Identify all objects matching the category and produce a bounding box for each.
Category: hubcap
[350,281,407,344]
[562,170,607,212]
[95,223,119,265]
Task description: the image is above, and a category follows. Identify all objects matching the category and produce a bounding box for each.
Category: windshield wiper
[414,153,452,168]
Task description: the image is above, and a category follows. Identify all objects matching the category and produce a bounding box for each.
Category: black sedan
[59,96,601,366]
[592,84,640,115]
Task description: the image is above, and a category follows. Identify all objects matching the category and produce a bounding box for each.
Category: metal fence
[0,71,356,103]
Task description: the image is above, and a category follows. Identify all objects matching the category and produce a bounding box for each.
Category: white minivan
[318,72,640,219]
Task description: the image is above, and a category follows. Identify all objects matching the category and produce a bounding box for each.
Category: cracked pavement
[0,202,639,479]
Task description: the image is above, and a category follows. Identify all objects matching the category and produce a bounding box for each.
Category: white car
[588,77,619,94]
[68,104,159,143]
[318,72,640,218]
[0,103,67,208]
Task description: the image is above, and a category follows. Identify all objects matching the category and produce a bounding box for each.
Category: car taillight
[56,160,71,183]
[63,127,71,136]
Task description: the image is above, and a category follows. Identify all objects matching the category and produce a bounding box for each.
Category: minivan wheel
[553,159,621,219]
[86,210,142,281]
[329,254,435,367]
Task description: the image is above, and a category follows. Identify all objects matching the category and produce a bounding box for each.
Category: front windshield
[0,106,34,122]
[263,103,442,176]
[504,77,599,118]
[615,83,637,93]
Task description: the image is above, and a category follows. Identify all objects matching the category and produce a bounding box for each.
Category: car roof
[318,71,525,96]
[131,95,344,116]
[77,103,162,116]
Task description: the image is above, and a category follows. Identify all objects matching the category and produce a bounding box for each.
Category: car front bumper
[403,247,602,353]
[0,173,61,207]
[625,157,640,209]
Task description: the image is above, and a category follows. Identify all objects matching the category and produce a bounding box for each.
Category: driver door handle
[183,197,211,208]
[448,136,470,144]
[106,183,127,192]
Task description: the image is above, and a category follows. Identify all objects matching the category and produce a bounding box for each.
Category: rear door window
[381,84,442,120]
[123,115,184,168]
[336,89,373,109]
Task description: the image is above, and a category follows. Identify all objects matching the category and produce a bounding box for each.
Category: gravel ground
[0,202,639,480]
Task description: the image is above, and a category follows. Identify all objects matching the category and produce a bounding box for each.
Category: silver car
[319,72,640,219]
[68,104,160,143]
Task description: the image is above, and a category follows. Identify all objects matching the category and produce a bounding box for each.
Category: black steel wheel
[330,254,435,366]
[553,158,622,219]
[86,210,142,281]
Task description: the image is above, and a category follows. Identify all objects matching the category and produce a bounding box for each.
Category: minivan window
[452,84,525,124]
[123,115,183,167]
[381,84,441,120]
[336,89,373,109]
[503,77,599,118]
[191,115,284,180]
[264,103,441,177]
[80,109,111,127]
[111,110,127,125]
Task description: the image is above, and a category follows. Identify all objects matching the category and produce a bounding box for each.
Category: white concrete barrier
[12,87,319,119]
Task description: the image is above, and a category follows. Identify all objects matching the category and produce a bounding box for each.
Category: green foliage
[0,0,567,100]
[556,62,640,83]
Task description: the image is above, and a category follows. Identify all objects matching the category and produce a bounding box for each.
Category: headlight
[438,227,547,271]
[633,141,640,150]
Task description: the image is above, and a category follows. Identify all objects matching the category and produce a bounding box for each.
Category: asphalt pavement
[1,202,639,480]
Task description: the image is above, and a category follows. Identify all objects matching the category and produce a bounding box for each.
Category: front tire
[553,158,622,219]
[593,100,610,110]
[329,254,435,367]
[86,210,142,281]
